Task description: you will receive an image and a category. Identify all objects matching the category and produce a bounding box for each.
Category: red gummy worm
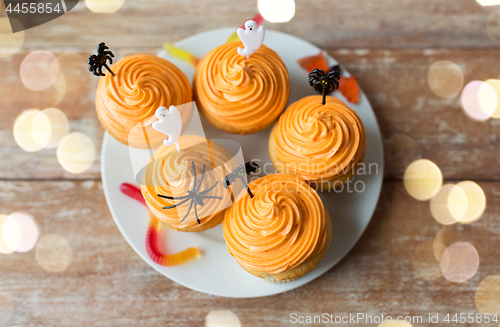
[119,183,199,266]
[146,214,199,266]
[120,183,146,206]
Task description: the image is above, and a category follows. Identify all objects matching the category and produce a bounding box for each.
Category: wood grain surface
[17,0,500,50]
[2,48,500,180]
[0,181,499,326]
[1,0,500,326]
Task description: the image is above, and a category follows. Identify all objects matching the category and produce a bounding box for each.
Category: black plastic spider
[157,161,221,224]
[223,161,260,198]
[88,42,115,77]
[308,68,341,105]
[330,64,342,75]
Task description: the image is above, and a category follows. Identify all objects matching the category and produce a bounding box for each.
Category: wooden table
[1,0,500,326]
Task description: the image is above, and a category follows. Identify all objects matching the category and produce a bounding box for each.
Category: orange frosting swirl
[223,174,327,274]
[194,42,289,132]
[96,54,192,148]
[272,95,366,182]
[141,135,232,229]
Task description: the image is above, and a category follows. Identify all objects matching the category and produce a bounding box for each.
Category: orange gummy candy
[297,52,329,73]
[339,76,360,104]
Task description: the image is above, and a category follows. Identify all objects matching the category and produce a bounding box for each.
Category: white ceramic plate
[101,28,384,298]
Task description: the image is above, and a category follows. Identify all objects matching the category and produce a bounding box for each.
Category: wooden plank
[1,48,499,180]
[18,0,499,50]
[0,180,499,326]
[331,48,500,181]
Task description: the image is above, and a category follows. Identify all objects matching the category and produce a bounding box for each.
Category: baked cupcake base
[141,135,233,233]
[268,123,366,192]
[193,42,289,135]
[95,54,192,148]
[196,99,277,135]
[241,211,333,283]
[149,209,225,233]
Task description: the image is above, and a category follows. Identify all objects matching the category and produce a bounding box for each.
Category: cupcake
[141,135,233,232]
[223,174,332,283]
[96,54,192,148]
[193,42,289,134]
[269,95,366,191]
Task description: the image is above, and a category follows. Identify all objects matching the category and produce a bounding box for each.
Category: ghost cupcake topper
[236,20,265,59]
[152,105,182,153]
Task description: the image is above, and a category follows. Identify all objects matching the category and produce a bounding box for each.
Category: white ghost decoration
[236,20,265,59]
[152,105,182,153]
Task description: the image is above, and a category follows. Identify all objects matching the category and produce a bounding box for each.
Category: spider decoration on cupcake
[88,42,115,77]
[224,161,260,198]
[308,68,341,105]
[157,161,221,224]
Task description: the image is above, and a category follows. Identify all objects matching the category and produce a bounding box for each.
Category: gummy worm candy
[120,183,200,266]
[146,213,200,266]
[120,183,146,206]
[163,43,200,67]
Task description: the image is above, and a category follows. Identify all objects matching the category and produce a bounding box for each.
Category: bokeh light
[0,214,14,254]
[57,52,92,94]
[46,71,67,106]
[32,108,69,149]
[429,184,467,225]
[476,275,500,314]
[478,81,498,118]
[404,159,443,201]
[36,234,73,272]
[20,50,59,91]
[477,0,500,5]
[57,132,96,174]
[205,310,241,327]
[456,181,486,224]
[258,0,295,23]
[13,109,43,152]
[431,182,486,225]
[0,294,13,324]
[440,242,479,283]
[433,226,467,261]
[411,240,442,281]
[461,81,497,121]
[487,10,500,45]
[0,17,24,58]
[447,184,468,222]
[427,61,464,98]
[1,212,38,252]
[378,322,413,327]
[85,0,125,13]
[486,79,500,119]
